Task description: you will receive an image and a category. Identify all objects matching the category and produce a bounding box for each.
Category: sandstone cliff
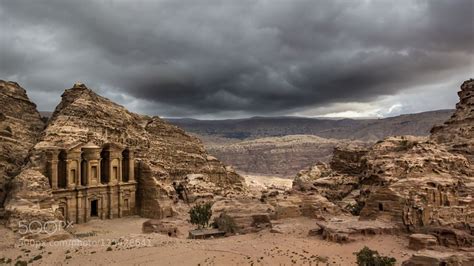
[0,81,44,209]
[293,79,474,246]
[431,79,474,163]
[35,83,242,186]
[4,82,244,226]
[206,135,368,177]
[4,169,70,240]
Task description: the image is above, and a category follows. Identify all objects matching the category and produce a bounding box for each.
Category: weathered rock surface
[431,79,474,163]
[408,234,438,251]
[0,81,44,209]
[35,83,242,185]
[293,79,474,247]
[29,83,245,219]
[423,227,474,249]
[264,192,340,220]
[4,169,70,240]
[2,82,245,230]
[142,219,179,237]
[294,166,360,203]
[330,144,369,175]
[212,199,274,234]
[312,216,398,243]
[402,251,474,266]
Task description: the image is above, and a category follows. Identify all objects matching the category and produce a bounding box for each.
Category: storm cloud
[0,0,472,118]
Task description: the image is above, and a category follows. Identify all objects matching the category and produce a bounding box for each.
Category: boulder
[408,234,437,251]
[212,199,274,234]
[315,216,398,243]
[402,251,474,266]
[142,219,179,237]
[265,194,340,219]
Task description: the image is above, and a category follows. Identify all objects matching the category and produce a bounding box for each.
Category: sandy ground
[0,216,415,266]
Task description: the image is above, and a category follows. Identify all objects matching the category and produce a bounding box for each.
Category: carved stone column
[46,149,60,189]
[108,188,113,219]
[128,150,135,182]
[82,143,101,186]
[76,192,83,224]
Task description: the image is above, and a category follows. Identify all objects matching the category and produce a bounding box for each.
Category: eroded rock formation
[431,79,474,163]
[0,81,44,210]
[3,82,245,231]
[402,251,474,266]
[293,79,474,247]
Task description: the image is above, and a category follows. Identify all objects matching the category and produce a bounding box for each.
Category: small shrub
[189,202,213,229]
[354,246,396,266]
[213,213,237,234]
[15,260,27,266]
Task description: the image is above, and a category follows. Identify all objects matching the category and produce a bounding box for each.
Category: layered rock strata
[293,79,474,246]
[0,81,44,209]
[3,82,245,231]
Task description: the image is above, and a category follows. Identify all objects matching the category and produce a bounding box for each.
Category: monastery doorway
[90,200,98,217]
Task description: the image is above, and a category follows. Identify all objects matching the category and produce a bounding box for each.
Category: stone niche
[43,142,137,224]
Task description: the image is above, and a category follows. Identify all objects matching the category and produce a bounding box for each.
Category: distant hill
[206,135,369,177]
[167,110,454,142]
[167,110,454,177]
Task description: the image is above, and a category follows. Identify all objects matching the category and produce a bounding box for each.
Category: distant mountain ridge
[167,110,455,142]
[166,110,455,177]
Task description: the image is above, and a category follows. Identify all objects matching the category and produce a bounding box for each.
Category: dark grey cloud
[0,0,472,118]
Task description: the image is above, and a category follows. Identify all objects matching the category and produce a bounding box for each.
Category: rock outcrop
[408,234,438,251]
[431,79,474,163]
[142,219,179,237]
[212,198,274,234]
[3,82,245,230]
[4,169,70,240]
[0,81,44,209]
[311,216,398,243]
[402,251,474,266]
[293,79,474,246]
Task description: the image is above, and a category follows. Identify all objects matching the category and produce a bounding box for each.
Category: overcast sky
[1,0,473,119]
